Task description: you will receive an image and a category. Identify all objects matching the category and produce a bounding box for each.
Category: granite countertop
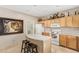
[26,34,51,41]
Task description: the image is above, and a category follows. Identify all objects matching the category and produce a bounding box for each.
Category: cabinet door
[59,17,66,27]
[77,37,79,51]
[51,20,54,26]
[67,36,77,50]
[46,20,52,27]
[66,16,73,27]
[43,20,51,27]
[73,15,79,27]
[43,20,47,27]
[59,35,67,47]
[54,19,60,23]
[38,20,45,27]
[51,19,54,23]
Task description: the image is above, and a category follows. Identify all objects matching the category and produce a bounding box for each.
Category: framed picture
[0,17,23,35]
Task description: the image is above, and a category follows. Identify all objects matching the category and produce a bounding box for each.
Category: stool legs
[36,47,38,53]
[21,41,24,53]
[32,47,38,53]
[21,40,38,53]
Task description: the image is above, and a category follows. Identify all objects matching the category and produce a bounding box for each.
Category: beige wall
[0,7,38,49]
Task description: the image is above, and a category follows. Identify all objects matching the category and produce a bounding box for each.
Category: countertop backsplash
[60,27,79,36]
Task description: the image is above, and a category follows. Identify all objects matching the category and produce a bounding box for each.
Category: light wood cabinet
[42,20,46,27]
[77,37,79,51]
[59,35,78,51]
[38,21,45,27]
[59,17,66,27]
[52,18,66,27]
[66,16,73,27]
[59,35,67,47]
[54,18,66,27]
[51,19,54,24]
[38,21,43,24]
[43,20,52,27]
[46,20,52,27]
[67,35,77,50]
[38,15,79,27]
[73,15,79,27]
[54,19,60,23]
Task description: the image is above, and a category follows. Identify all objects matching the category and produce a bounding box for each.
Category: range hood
[51,23,60,27]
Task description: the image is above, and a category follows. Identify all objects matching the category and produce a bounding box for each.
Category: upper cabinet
[54,19,60,23]
[73,15,79,27]
[59,17,66,27]
[44,20,52,27]
[66,16,73,27]
[66,15,79,27]
[52,18,66,27]
[38,21,45,27]
[47,20,52,27]
[38,15,79,27]
[51,19,54,24]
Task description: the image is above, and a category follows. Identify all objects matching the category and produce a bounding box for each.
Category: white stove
[51,28,61,45]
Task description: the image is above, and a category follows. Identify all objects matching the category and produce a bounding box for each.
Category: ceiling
[0,5,78,18]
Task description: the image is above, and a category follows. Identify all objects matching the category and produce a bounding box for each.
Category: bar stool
[21,40,30,53]
[28,43,38,53]
[21,40,38,53]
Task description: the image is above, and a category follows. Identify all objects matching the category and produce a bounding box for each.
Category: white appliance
[51,23,61,45]
[35,24,44,35]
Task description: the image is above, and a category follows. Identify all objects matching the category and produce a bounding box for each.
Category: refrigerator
[35,24,44,35]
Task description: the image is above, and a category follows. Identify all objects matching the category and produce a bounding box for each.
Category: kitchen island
[26,34,51,53]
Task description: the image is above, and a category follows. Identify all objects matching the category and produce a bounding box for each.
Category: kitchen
[35,6,79,52]
[0,0,79,58]
[0,5,79,53]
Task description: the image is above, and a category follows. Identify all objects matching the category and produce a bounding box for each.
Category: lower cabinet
[59,35,66,47]
[77,37,79,51]
[67,36,77,50]
[59,35,78,51]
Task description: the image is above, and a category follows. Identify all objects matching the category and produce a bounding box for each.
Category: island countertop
[26,34,51,53]
[26,34,51,41]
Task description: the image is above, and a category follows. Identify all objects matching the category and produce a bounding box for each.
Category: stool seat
[28,43,38,53]
[23,40,30,44]
[28,43,37,48]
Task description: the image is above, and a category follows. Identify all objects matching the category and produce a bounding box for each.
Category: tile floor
[0,44,21,53]
[51,44,78,53]
[0,43,78,53]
